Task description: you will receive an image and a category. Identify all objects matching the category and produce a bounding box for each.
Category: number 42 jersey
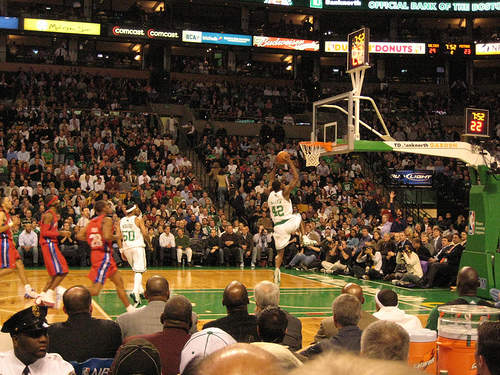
[268,190,294,224]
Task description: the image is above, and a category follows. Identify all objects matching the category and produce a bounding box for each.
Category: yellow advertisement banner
[24,18,100,35]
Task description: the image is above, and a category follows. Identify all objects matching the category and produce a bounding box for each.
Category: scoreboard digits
[427,43,473,56]
[465,108,489,137]
[347,28,370,71]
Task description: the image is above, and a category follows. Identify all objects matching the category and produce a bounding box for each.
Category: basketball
[276,151,289,164]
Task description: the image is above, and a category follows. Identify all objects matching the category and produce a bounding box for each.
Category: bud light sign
[390,170,433,186]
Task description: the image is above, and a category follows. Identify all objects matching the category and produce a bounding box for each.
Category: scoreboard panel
[347,27,370,71]
[427,43,473,56]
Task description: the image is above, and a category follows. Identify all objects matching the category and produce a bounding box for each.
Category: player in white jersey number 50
[267,152,304,286]
[118,204,152,306]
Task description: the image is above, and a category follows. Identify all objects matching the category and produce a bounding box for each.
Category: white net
[299,143,325,167]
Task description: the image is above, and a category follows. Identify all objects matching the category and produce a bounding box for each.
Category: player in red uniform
[37,195,71,308]
[76,200,134,312]
[0,196,39,299]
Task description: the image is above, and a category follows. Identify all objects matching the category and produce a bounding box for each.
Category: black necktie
[23,366,30,375]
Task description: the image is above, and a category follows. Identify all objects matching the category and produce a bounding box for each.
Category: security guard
[0,305,74,375]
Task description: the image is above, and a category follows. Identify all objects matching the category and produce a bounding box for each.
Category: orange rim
[299,141,333,152]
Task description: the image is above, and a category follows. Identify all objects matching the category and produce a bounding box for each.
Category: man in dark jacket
[254,281,302,351]
[203,281,259,343]
[301,294,362,358]
[424,233,464,288]
[48,285,122,362]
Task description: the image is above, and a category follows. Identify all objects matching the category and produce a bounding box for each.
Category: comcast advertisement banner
[109,25,179,40]
[24,18,100,35]
[325,41,426,54]
[253,36,320,51]
[182,30,252,46]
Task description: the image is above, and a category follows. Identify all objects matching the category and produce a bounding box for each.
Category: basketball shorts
[88,251,118,284]
[122,246,147,273]
[273,213,302,250]
[41,240,69,275]
[1,241,20,269]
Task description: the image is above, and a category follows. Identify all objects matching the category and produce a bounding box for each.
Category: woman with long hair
[216,168,229,208]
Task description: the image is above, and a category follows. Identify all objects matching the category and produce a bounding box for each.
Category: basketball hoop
[299,141,333,167]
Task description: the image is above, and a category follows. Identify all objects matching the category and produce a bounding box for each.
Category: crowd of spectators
[172,57,293,80]
[9,276,491,375]
[6,40,142,71]
[0,62,492,279]
[171,78,306,121]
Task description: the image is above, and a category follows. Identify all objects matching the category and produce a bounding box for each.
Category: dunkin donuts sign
[325,41,426,54]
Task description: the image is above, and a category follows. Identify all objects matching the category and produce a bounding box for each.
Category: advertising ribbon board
[253,36,320,51]
[325,41,425,54]
[390,170,433,186]
[181,30,251,46]
[0,17,19,30]
[110,25,179,40]
[476,42,500,55]
[24,18,100,35]
[201,32,252,46]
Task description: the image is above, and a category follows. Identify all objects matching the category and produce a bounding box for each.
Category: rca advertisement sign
[24,18,100,35]
[110,25,179,40]
[0,17,19,30]
[253,36,320,51]
[476,42,500,55]
[182,30,252,46]
[326,41,425,54]
[390,170,433,186]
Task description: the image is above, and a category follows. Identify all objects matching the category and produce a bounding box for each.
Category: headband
[47,196,59,207]
[126,205,137,214]
[374,291,399,309]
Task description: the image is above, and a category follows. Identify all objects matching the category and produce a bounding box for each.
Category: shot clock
[465,108,489,137]
[347,28,370,72]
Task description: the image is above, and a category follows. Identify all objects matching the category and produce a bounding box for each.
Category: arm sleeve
[43,228,61,238]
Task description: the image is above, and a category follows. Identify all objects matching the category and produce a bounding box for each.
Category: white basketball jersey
[120,215,145,249]
[268,190,293,223]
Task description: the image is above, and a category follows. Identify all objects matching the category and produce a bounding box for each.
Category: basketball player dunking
[267,152,304,286]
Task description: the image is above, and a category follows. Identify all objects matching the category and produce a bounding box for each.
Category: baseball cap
[179,328,236,374]
[112,338,161,375]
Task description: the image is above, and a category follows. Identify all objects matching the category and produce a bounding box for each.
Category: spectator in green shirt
[175,228,192,267]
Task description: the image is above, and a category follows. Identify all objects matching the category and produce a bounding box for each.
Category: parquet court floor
[0,267,456,346]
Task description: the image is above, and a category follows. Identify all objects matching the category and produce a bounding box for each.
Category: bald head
[63,285,92,315]
[145,275,170,301]
[198,343,282,375]
[457,266,480,296]
[341,283,365,304]
[223,281,249,311]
